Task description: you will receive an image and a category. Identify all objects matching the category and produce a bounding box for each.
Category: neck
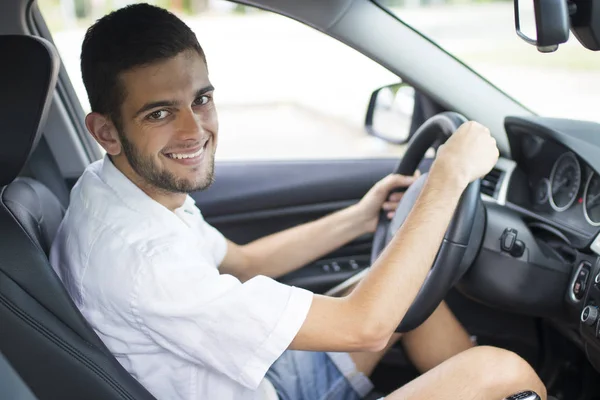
[110,155,186,212]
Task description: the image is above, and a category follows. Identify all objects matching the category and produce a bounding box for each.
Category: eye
[147,110,169,121]
[194,95,211,106]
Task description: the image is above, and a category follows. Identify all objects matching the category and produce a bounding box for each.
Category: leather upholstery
[3,177,65,255]
[0,36,58,186]
[0,350,37,400]
[0,35,156,399]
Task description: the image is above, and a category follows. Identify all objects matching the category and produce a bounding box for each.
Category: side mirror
[365,83,415,145]
[514,0,570,53]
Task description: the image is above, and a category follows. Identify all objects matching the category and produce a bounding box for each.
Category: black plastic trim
[457,202,571,319]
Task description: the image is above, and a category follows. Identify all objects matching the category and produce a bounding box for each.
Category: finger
[382,201,398,211]
[414,170,422,178]
[387,211,395,219]
[380,173,417,191]
[388,192,404,202]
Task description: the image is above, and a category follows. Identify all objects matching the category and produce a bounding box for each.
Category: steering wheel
[371,111,485,332]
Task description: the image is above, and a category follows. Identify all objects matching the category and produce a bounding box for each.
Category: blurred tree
[233,4,248,14]
[74,0,91,18]
[183,0,209,14]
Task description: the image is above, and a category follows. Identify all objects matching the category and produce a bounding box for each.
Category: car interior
[2,0,600,399]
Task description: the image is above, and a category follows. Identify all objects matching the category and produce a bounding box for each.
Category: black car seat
[0,350,38,400]
[3,177,65,256]
[0,35,156,400]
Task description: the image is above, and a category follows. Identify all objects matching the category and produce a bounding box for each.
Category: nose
[176,108,205,140]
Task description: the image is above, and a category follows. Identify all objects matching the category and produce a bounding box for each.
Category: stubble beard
[118,130,215,194]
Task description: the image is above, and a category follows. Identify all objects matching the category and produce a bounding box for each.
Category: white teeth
[168,147,204,160]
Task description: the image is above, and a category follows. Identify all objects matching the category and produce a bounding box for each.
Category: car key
[503,391,541,400]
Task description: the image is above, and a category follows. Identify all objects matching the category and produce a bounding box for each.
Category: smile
[165,141,209,160]
[166,147,204,160]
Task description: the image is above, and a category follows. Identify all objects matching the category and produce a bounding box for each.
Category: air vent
[481,168,504,199]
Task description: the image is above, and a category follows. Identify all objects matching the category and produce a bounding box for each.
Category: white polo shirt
[50,156,313,400]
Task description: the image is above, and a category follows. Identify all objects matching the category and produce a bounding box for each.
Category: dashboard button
[331,262,341,272]
[581,305,599,326]
[573,262,591,300]
[501,228,517,251]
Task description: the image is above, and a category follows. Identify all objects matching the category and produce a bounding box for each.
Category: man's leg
[385,346,547,400]
[401,300,474,372]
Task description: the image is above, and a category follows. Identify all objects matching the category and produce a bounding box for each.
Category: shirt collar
[99,154,197,217]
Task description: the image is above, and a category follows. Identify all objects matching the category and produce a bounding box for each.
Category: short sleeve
[201,221,227,266]
[193,208,227,266]
[130,244,313,390]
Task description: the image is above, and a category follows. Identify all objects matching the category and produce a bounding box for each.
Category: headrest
[0,35,59,186]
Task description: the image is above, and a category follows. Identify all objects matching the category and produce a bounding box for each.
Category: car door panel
[196,159,398,224]
[193,158,397,293]
[206,199,358,245]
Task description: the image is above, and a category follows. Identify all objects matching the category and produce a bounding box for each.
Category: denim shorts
[265,350,375,400]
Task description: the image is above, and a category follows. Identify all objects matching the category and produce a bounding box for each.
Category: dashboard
[507,135,600,238]
[461,115,600,374]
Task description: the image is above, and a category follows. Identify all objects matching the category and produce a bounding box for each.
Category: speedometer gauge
[549,152,581,212]
[584,172,600,226]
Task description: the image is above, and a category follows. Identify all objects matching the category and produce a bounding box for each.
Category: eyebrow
[133,85,215,118]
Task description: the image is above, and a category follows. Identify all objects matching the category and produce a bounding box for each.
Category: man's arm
[289,121,499,353]
[219,174,416,282]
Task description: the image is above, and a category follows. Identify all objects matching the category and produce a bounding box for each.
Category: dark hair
[81,3,206,130]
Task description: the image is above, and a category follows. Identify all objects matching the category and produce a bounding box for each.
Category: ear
[85,112,122,156]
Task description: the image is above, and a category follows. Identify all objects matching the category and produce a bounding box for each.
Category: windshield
[378,0,600,124]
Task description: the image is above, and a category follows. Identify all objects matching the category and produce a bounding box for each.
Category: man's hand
[354,121,497,235]
[432,121,499,187]
[355,171,420,233]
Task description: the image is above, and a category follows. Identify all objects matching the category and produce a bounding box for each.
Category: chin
[184,172,214,192]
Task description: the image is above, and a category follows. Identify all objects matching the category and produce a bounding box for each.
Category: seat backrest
[3,177,65,255]
[0,350,38,400]
[0,35,156,400]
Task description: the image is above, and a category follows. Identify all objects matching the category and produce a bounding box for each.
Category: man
[50,4,546,400]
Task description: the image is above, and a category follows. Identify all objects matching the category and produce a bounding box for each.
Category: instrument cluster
[531,151,600,227]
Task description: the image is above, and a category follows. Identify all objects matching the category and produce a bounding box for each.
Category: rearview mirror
[514,0,570,52]
[570,1,600,51]
[365,83,414,145]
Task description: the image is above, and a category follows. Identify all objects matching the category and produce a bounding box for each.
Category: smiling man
[50,4,546,400]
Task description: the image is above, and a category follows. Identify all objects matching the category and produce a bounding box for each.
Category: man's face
[115,50,217,194]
